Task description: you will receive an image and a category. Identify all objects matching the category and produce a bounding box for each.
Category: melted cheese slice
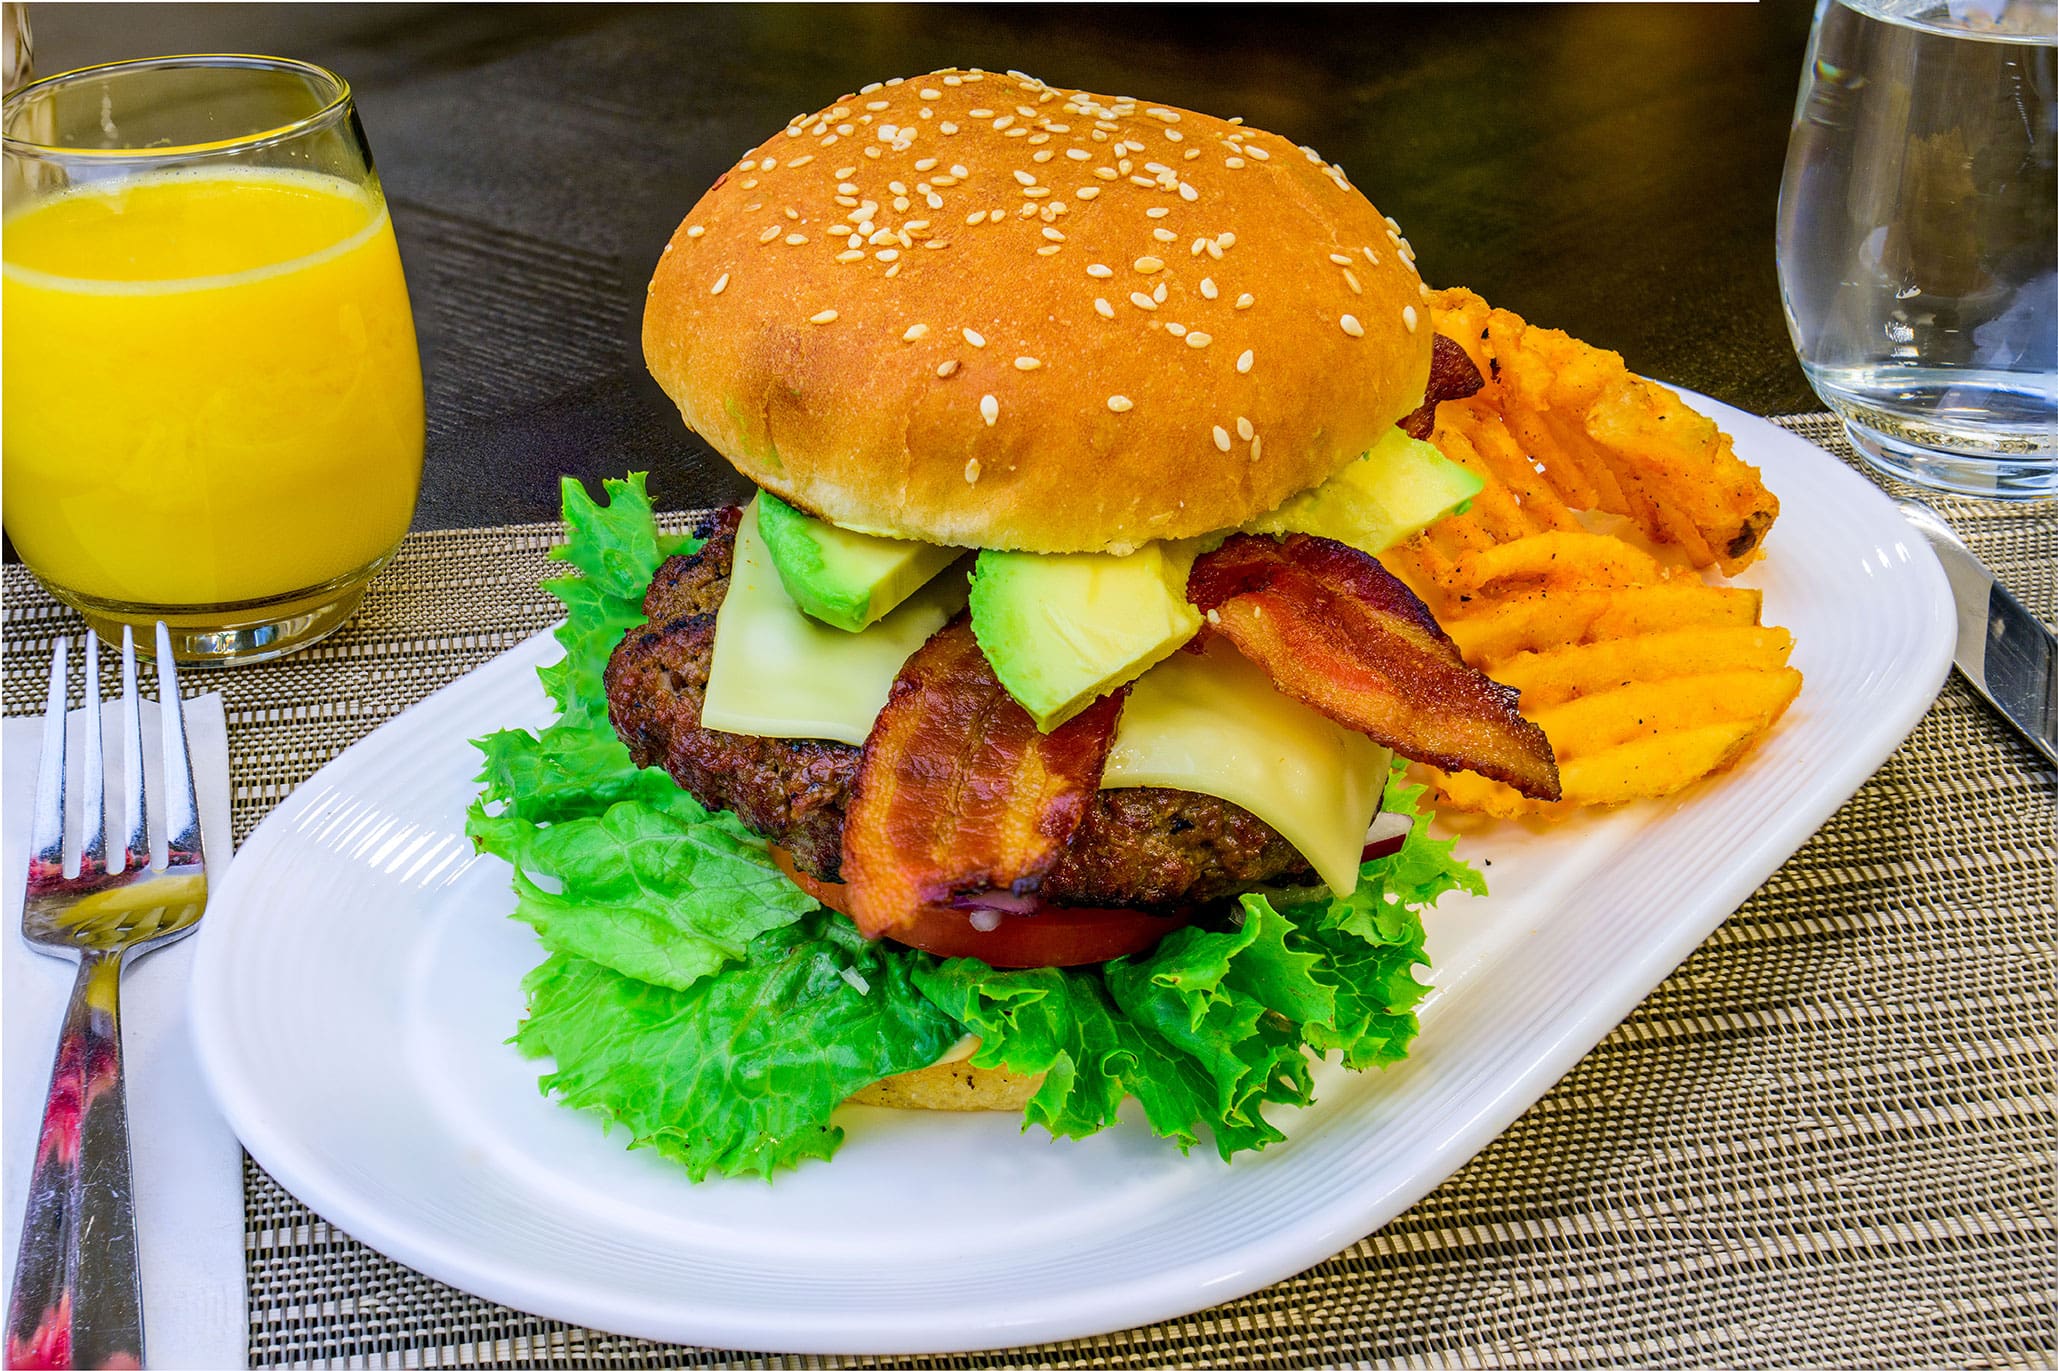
[1102,639,1390,897]
[701,499,967,745]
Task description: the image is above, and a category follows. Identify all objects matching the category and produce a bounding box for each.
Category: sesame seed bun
[643,68,1432,552]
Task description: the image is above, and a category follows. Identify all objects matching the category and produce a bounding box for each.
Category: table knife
[1898,500,2057,769]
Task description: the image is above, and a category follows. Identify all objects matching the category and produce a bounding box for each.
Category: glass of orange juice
[3,55,423,665]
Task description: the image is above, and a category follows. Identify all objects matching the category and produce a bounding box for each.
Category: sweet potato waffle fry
[1380,289,1801,818]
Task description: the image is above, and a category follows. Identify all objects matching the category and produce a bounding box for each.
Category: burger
[470,69,1560,1180]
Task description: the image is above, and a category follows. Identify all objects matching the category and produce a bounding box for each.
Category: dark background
[31,3,1821,532]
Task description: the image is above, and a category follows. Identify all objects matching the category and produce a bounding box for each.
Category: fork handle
[6,951,144,1370]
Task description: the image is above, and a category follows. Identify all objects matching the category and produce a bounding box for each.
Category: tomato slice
[769,845,1191,968]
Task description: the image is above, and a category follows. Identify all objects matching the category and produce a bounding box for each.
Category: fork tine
[155,622,201,865]
[79,632,107,876]
[120,625,150,874]
[29,636,69,873]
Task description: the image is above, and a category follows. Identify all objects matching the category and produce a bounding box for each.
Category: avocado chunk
[970,543,1203,731]
[756,491,963,632]
[1245,427,1484,554]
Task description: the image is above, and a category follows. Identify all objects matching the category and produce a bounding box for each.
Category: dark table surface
[33,2,1822,534]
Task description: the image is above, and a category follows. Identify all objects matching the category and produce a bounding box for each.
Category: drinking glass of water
[1777,0,2056,500]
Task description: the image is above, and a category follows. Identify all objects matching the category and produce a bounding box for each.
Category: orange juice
[2,167,423,606]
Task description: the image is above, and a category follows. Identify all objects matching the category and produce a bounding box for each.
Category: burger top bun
[644,68,1433,553]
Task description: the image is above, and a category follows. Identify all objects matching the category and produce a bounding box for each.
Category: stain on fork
[6,624,208,1371]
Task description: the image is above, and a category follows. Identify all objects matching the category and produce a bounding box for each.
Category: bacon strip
[842,615,1127,939]
[1188,534,1562,800]
[1397,333,1486,439]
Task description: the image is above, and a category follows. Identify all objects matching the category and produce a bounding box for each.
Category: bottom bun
[847,1058,1044,1112]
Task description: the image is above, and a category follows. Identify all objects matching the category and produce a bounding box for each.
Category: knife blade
[1898,500,2057,769]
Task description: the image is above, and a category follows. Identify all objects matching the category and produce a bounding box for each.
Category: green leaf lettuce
[469,474,1482,1180]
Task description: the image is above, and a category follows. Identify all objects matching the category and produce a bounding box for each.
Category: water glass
[2,55,424,664]
[1777,0,2056,500]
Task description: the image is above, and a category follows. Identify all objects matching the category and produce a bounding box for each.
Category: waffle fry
[1381,291,1802,817]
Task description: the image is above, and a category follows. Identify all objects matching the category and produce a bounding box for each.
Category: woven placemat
[3,416,2052,1370]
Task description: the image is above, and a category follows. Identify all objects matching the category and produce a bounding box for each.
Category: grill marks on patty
[603,508,1319,909]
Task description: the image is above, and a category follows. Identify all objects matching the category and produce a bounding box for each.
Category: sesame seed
[1094,298,1115,318]
[1165,129,1184,143]
[1340,313,1364,337]
[1213,426,1231,452]
[1035,244,1061,256]
[710,273,729,295]
[865,99,890,111]
[1146,206,1171,219]
[1245,145,1270,161]
[1067,148,1091,160]
[1237,348,1254,373]
[903,324,930,342]
[810,309,839,324]
[1236,293,1255,309]
[951,164,969,178]
[1187,331,1212,348]
[1191,237,1208,257]
[1329,253,1354,266]
[921,89,941,100]
[1225,156,1245,168]
[1344,269,1362,294]
[1236,416,1254,440]
[1128,175,1156,188]
[835,250,864,263]
[1094,167,1119,180]
[1178,183,1198,202]
[1076,186,1101,200]
[1200,277,1218,300]
[1087,263,1114,278]
[1153,281,1167,303]
[1402,304,1420,332]
[1167,322,1188,337]
[1219,232,1237,247]
[1134,256,1165,273]
[963,328,986,347]
[1153,228,1177,242]
[875,248,899,261]
[941,121,959,134]
[1146,107,1181,122]
[1032,149,1054,163]
[1014,356,1042,370]
[966,210,988,225]
[785,233,808,245]
[1042,226,1065,241]
[1107,394,1133,412]
[965,457,981,482]
[1013,169,1037,186]
[1251,435,1263,461]
[1130,292,1158,311]
[937,359,959,377]
[980,394,999,425]
[758,225,781,244]
[993,116,1016,131]
[686,225,705,239]
[1022,186,1051,199]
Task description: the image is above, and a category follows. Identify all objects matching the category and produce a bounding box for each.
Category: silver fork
[6,624,207,1371]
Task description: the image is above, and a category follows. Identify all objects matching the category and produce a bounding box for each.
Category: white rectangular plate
[190,396,1954,1353]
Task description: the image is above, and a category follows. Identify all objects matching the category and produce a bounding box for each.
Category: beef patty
[604,507,1320,909]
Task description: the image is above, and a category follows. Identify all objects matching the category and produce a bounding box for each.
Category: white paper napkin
[1,694,245,1371]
